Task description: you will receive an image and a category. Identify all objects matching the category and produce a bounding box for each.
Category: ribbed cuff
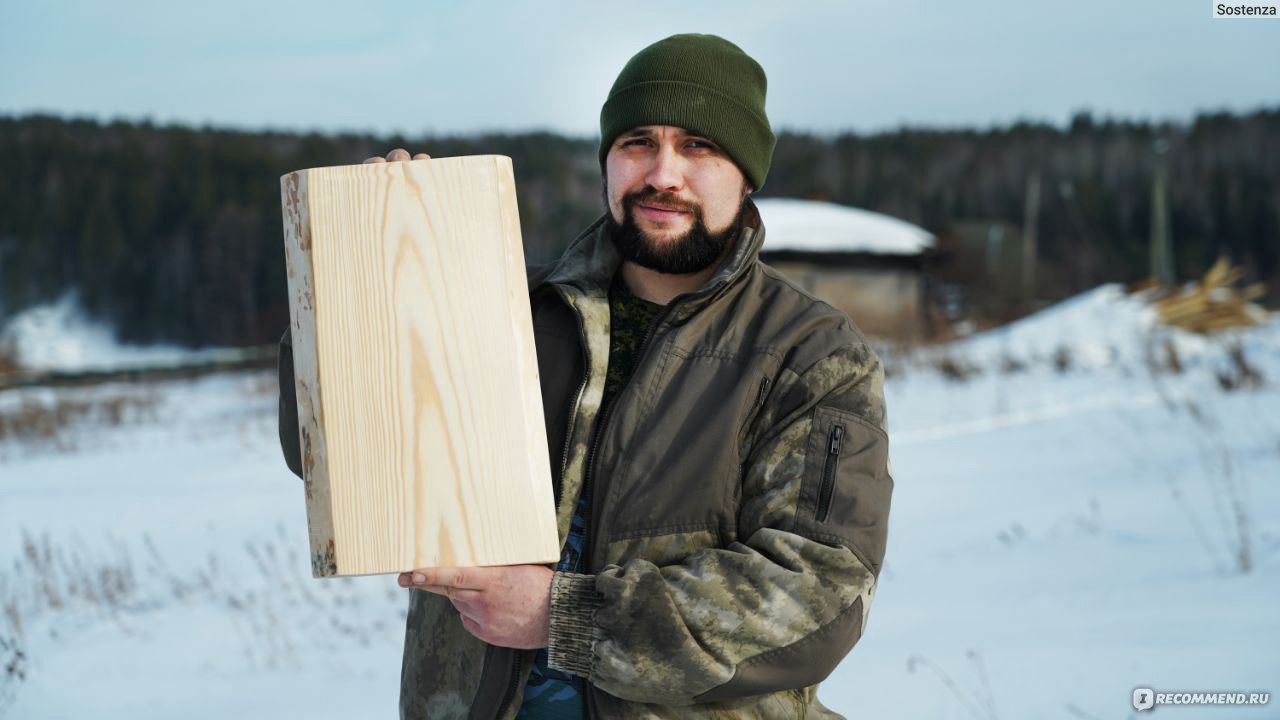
[547,571,603,678]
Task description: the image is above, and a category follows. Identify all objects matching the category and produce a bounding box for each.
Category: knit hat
[598,33,775,191]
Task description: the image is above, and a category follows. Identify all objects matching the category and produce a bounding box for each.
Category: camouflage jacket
[278,197,893,719]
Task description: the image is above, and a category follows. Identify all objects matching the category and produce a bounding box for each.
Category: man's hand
[364,148,431,164]
[398,565,554,650]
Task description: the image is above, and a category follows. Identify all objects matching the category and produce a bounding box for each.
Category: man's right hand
[364,148,431,164]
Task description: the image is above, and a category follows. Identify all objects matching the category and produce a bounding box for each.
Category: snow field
[1,286,1278,718]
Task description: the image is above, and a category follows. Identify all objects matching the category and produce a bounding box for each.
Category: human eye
[620,137,652,148]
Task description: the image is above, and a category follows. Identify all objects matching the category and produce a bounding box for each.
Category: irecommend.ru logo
[1133,687,1270,710]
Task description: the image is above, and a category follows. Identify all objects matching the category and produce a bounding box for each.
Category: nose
[644,143,684,192]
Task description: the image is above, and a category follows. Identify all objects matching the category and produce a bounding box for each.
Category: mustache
[623,188,700,216]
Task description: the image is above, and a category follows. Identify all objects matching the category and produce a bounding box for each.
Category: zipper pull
[829,425,844,455]
[754,377,771,409]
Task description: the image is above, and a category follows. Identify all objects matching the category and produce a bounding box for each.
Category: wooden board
[281,156,560,577]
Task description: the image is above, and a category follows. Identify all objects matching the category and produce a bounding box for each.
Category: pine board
[280,156,559,577]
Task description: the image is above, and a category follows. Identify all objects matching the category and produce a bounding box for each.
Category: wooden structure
[1147,257,1269,334]
[755,198,936,342]
[281,156,559,577]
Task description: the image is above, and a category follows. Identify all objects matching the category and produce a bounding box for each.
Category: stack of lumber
[1149,258,1269,334]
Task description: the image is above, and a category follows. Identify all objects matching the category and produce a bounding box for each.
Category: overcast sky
[2,0,1277,138]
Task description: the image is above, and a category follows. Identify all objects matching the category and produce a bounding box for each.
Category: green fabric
[598,33,775,191]
[603,273,665,405]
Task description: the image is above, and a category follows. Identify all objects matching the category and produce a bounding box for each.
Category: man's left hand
[398,565,554,649]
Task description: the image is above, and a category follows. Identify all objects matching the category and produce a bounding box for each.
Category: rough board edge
[281,170,338,578]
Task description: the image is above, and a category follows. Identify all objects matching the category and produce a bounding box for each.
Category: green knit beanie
[598,33,775,191]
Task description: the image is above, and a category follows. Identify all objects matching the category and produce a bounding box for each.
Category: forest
[0,109,1276,347]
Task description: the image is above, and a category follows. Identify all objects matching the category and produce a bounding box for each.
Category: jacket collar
[541,197,767,316]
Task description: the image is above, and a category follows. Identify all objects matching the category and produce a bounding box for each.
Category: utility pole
[1149,138,1175,286]
[1021,173,1041,304]
[986,224,1004,277]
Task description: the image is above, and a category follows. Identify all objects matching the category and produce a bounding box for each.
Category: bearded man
[279,32,893,720]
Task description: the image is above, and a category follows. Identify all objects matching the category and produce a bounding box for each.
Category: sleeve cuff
[547,571,603,678]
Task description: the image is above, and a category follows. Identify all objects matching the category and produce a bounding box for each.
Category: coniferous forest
[1,109,1276,347]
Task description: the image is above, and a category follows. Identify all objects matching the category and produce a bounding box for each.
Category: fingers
[398,567,485,593]
[364,149,431,164]
[415,583,482,604]
[417,567,483,589]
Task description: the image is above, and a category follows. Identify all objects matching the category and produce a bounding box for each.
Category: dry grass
[0,391,161,450]
[1130,335,1271,575]
[240,369,280,399]
[0,525,407,711]
[0,345,19,376]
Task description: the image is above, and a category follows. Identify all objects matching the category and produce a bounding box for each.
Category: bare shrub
[997,354,1026,374]
[1122,338,1267,575]
[0,631,26,717]
[907,649,1000,720]
[1052,346,1073,374]
[1215,340,1264,391]
[932,354,981,382]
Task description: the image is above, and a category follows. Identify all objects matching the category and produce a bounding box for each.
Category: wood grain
[281,156,559,577]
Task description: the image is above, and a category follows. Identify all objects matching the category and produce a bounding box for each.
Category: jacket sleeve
[546,340,893,705]
[278,327,304,480]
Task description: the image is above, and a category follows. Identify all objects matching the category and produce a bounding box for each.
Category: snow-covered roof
[754,198,935,256]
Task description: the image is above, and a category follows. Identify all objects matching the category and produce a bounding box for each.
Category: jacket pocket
[795,405,892,575]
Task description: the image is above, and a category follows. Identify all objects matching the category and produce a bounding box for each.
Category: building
[756,198,935,342]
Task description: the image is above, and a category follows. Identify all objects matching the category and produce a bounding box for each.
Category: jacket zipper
[815,424,844,522]
[495,651,524,720]
[582,277,732,573]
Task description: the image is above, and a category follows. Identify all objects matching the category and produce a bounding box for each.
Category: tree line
[0,109,1276,347]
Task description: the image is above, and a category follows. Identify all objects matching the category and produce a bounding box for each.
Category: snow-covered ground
[1,286,1277,719]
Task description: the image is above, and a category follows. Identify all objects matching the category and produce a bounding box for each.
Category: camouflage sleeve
[278,327,304,480]
[546,341,893,705]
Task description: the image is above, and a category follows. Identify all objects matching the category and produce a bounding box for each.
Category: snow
[755,197,935,256]
[0,293,239,373]
[1,285,1278,719]
[942,283,1269,371]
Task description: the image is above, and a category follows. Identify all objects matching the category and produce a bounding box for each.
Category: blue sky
[1,0,1276,138]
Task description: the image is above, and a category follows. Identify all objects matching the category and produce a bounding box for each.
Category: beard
[604,186,746,275]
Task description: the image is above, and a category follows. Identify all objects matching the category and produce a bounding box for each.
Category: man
[279,33,892,719]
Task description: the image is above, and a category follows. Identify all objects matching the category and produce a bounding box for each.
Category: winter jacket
[277,197,893,719]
